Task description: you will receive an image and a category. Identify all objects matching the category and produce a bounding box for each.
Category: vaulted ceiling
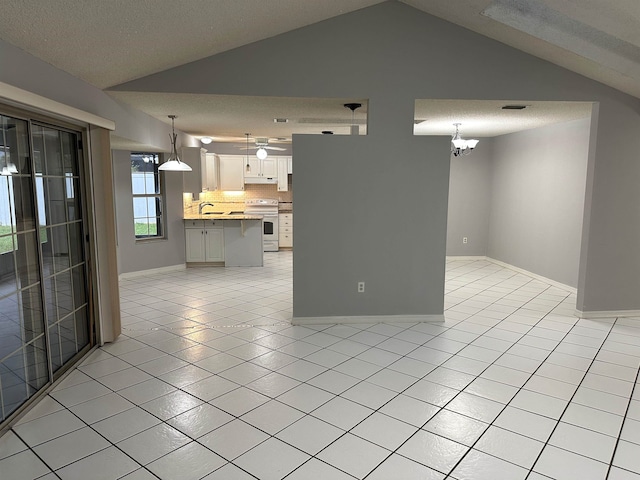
[1,0,636,142]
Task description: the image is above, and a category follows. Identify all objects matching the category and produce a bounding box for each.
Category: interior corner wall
[112,150,186,275]
[486,118,591,288]
[446,140,493,256]
[293,134,451,319]
[0,38,174,150]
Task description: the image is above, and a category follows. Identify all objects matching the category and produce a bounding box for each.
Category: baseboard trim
[485,258,577,295]
[118,264,186,280]
[575,309,640,319]
[446,256,488,261]
[292,314,445,326]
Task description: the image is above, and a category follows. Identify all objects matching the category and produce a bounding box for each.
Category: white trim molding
[292,314,445,326]
[446,256,488,261]
[118,264,186,280]
[575,309,640,319]
[484,257,577,295]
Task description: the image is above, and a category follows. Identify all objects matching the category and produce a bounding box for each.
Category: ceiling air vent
[274,118,289,123]
[502,105,528,110]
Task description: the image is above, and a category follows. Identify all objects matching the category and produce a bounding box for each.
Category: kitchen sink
[227,211,245,215]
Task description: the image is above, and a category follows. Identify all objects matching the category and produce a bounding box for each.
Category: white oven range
[244,198,279,251]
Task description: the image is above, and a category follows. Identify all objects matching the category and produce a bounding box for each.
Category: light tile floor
[3,252,640,479]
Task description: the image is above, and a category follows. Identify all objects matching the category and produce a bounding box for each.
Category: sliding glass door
[0,112,92,423]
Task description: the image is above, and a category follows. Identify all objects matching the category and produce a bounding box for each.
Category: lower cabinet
[279,213,293,248]
[185,220,224,262]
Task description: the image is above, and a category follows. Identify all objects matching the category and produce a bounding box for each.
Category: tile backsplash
[184,182,293,214]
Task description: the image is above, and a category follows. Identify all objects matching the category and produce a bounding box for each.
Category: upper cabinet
[181,147,207,196]
[277,157,289,192]
[245,157,277,183]
[218,155,245,191]
[202,153,218,192]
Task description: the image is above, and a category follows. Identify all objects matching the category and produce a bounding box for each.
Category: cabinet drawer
[279,213,292,223]
[279,226,293,234]
[185,220,204,229]
[203,220,223,228]
[279,233,293,247]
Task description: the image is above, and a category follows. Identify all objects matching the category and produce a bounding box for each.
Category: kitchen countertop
[184,213,263,220]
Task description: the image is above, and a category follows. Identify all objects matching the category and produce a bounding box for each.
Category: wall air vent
[502,105,528,110]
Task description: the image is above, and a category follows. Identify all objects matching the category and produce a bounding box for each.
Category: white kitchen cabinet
[245,157,277,182]
[287,156,293,174]
[277,157,289,192]
[279,212,293,248]
[202,153,219,191]
[185,220,224,262]
[181,147,207,196]
[218,155,245,191]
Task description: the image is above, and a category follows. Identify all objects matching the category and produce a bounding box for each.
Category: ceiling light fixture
[200,136,213,144]
[158,115,192,172]
[451,123,479,157]
[256,147,268,160]
[245,133,252,173]
[344,103,362,135]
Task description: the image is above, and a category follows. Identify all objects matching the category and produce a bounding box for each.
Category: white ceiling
[0,0,633,144]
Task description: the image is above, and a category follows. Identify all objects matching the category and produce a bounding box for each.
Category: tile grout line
[604,336,640,480]
[523,319,618,480]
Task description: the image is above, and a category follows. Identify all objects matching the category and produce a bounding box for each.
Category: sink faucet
[199,202,215,214]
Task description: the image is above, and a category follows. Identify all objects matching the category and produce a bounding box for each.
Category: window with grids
[131,153,164,239]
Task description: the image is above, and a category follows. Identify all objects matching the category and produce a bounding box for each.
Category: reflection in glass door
[0,113,92,423]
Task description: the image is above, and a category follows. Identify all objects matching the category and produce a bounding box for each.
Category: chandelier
[451,123,479,157]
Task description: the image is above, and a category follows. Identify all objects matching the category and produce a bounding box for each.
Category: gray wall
[487,118,590,287]
[0,39,180,151]
[112,150,186,275]
[293,133,450,318]
[5,1,639,314]
[446,141,493,256]
[112,1,640,314]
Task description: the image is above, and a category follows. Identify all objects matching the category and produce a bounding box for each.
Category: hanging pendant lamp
[159,115,192,172]
[245,133,252,173]
[344,103,362,135]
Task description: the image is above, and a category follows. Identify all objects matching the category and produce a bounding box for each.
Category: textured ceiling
[0,0,633,145]
[0,0,384,89]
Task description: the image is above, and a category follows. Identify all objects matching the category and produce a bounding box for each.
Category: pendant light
[245,133,251,173]
[158,115,192,171]
[344,103,362,135]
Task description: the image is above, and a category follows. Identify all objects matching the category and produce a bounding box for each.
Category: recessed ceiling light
[274,118,289,123]
[502,105,528,110]
[200,136,213,144]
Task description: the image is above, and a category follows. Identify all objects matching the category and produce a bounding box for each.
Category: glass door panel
[0,113,92,423]
[0,115,48,422]
[33,124,90,377]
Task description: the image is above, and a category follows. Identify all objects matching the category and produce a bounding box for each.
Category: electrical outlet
[463,237,468,244]
[358,282,365,293]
